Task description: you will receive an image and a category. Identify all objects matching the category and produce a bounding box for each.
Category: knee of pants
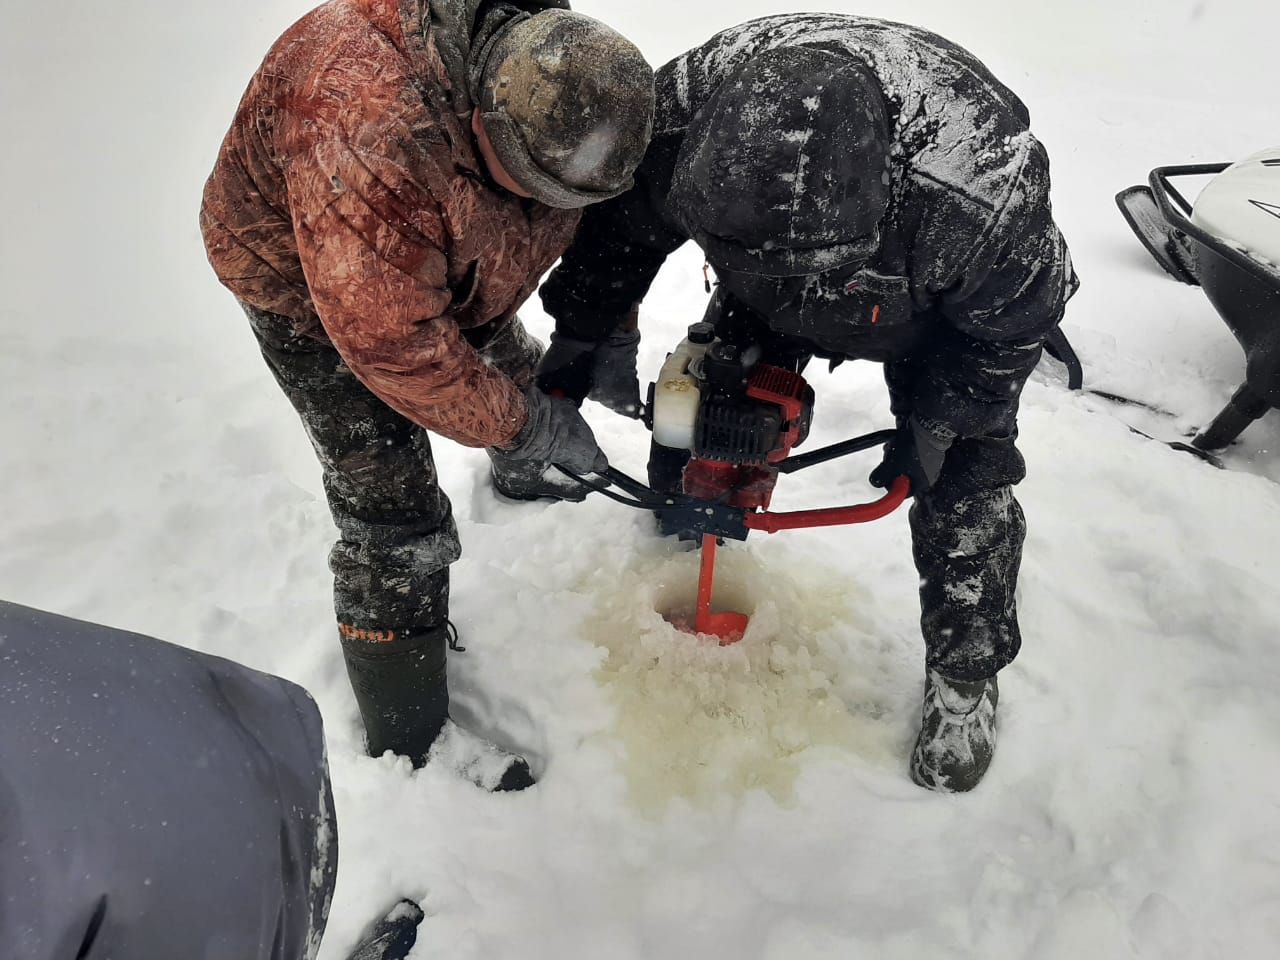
[320,434,451,527]
[935,433,1027,496]
[911,486,1027,561]
[329,513,463,578]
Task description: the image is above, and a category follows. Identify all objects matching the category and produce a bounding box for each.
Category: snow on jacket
[0,601,336,960]
[200,0,579,449]
[541,14,1079,439]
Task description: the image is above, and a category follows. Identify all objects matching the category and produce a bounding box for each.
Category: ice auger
[560,322,909,644]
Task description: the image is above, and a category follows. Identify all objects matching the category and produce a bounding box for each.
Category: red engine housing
[682,364,812,510]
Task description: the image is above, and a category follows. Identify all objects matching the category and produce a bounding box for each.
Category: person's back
[0,601,335,960]
[662,14,1035,204]
[545,12,1063,363]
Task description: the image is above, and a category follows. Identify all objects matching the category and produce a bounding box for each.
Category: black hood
[669,46,892,277]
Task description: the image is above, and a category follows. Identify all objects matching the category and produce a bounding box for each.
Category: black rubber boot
[340,625,535,791]
[909,670,999,793]
[341,626,451,766]
[488,448,592,502]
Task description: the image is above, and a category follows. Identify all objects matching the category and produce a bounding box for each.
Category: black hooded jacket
[540,14,1078,439]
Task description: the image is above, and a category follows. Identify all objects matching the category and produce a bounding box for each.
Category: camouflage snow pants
[243,305,542,640]
[885,360,1028,682]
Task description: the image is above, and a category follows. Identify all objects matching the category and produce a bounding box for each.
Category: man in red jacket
[201,0,654,788]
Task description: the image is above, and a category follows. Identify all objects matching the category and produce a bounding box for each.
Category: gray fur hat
[476,11,655,209]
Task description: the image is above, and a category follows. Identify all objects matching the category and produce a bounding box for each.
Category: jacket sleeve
[912,157,1078,440]
[286,133,529,450]
[540,131,689,341]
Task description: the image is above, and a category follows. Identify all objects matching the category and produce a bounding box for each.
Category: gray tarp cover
[0,601,336,960]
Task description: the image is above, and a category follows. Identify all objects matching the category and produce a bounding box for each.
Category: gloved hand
[869,416,954,497]
[536,328,642,418]
[535,332,595,402]
[586,328,642,417]
[500,386,608,476]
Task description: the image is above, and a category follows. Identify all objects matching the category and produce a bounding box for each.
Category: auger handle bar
[555,428,910,541]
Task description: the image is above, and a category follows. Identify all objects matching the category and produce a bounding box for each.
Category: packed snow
[2,1,1279,958]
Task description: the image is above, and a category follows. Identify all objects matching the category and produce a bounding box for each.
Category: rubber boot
[340,625,535,791]
[488,448,592,502]
[340,626,450,766]
[909,670,999,793]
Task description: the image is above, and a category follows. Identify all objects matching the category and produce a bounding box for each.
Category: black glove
[869,416,954,497]
[536,329,642,418]
[588,328,642,417]
[535,332,596,402]
[501,386,608,475]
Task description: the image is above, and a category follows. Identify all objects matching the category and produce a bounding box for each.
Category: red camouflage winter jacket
[200,0,580,448]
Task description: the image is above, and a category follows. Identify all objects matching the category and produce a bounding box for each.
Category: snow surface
[3,1,1280,958]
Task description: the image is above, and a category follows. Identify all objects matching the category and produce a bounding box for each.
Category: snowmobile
[559,321,910,644]
[1116,146,1280,450]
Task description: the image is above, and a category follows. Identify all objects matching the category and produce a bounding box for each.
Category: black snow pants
[885,359,1027,682]
[689,294,1028,682]
[243,305,542,641]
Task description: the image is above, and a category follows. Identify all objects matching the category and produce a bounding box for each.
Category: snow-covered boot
[429,720,538,792]
[347,900,424,960]
[909,670,999,793]
[488,448,592,502]
[340,624,535,791]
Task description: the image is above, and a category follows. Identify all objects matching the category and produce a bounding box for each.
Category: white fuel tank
[651,334,713,450]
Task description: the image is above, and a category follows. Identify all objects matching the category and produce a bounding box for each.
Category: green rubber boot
[340,625,534,791]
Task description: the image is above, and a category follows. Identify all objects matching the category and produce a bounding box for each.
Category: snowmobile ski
[1080,389,1224,467]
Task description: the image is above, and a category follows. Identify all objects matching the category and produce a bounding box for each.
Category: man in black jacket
[537,15,1078,792]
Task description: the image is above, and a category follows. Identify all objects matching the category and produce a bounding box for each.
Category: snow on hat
[477,11,655,209]
[671,47,892,277]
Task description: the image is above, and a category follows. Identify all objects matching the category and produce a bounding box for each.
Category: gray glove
[502,386,608,475]
[535,328,642,418]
